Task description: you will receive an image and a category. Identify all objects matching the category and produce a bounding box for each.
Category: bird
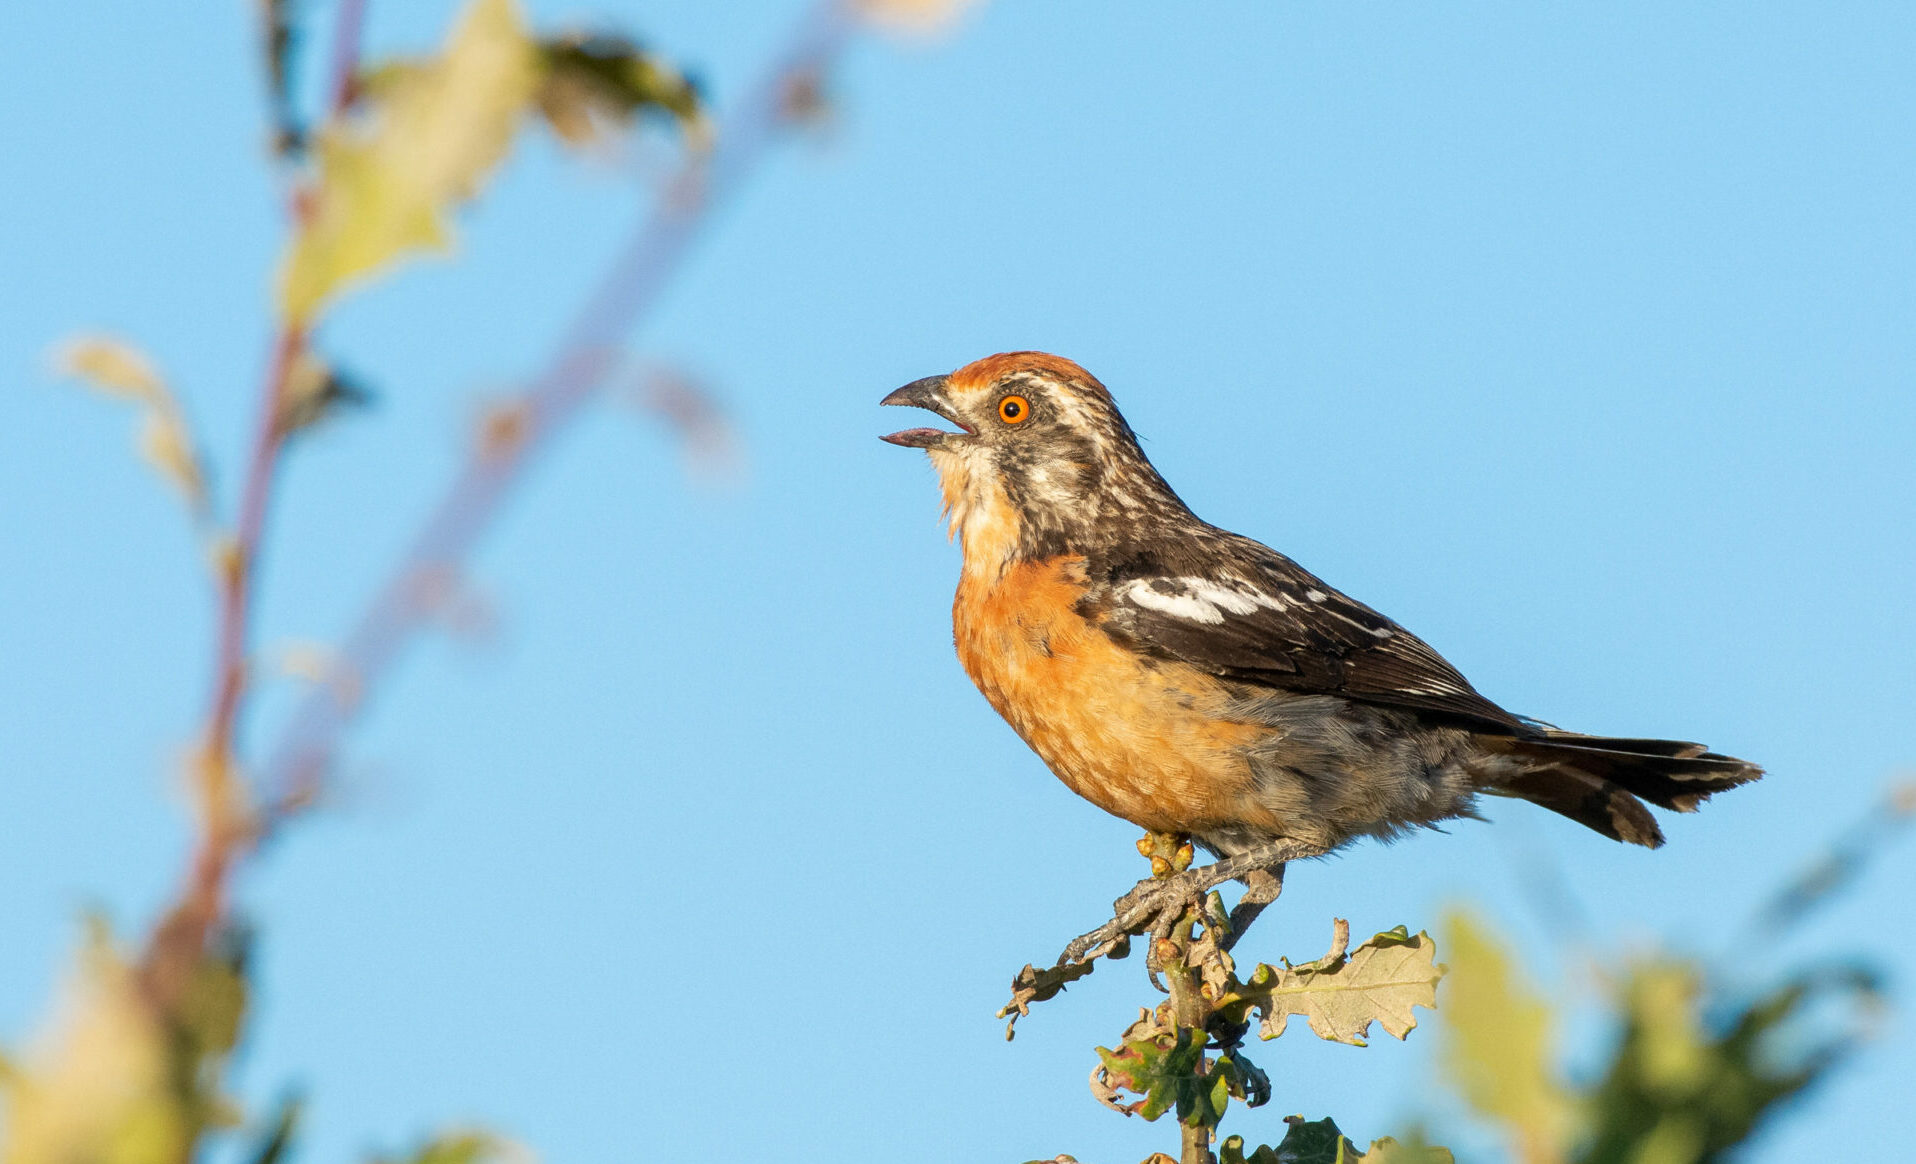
[881,351,1761,959]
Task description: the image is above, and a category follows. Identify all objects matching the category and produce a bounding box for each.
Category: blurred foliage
[0,919,244,1164]
[532,31,703,150]
[14,0,707,1160]
[1439,910,1883,1164]
[282,0,700,323]
[281,0,543,322]
[1439,912,1576,1161]
[53,335,210,520]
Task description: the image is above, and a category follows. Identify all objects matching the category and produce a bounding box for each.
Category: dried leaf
[632,367,741,483]
[279,0,541,322]
[533,31,702,150]
[275,349,372,438]
[857,0,981,35]
[1218,926,1443,1048]
[52,334,211,515]
[138,410,208,508]
[53,334,166,403]
[999,958,1098,1039]
[1437,911,1575,1163]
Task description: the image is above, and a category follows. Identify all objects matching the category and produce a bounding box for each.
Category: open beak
[880,375,973,448]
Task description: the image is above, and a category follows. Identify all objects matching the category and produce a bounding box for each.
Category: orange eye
[998,394,1031,424]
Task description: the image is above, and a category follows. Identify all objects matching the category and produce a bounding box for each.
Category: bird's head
[881,352,1189,565]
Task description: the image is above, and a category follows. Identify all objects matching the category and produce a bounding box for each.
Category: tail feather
[1485,731,1764,848]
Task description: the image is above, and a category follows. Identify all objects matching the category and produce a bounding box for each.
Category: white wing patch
[1118,576,1292,625]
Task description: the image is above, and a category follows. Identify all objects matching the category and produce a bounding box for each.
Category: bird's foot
[1056,833,1198,967]
[998,834,1326,1037]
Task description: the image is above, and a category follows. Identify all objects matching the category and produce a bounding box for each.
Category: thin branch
[259,0,862,824]
[140,0,374,1009]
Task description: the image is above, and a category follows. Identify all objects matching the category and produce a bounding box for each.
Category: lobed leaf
[1220,1118,1453,1164]
[1218,926,1444,1047]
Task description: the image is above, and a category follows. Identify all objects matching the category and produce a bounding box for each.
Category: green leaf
[370,1130,513,1164]
[1095,1024,1204,1122]
[1270,1115,1357,1163]
[532,31,702,149]
[279,0,541,323]
[1221,1119,1453,1164]
[241,1092,303,1164]
[1436,910,1576,1161]
[1218,926,1444,1047]
[1219,1136,1284,1164]
[1580,957,1882,1161]
[1362,1134,1453,1163]
[1092,1010,1231,1126]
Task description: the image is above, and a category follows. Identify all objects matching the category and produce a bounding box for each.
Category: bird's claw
[1059,865,1211,971]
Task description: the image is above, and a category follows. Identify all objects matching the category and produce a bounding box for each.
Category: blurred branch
[139,0,375,1014]
[326,0,370,114]
[1746,777,1916,939]
[258,0,862,828]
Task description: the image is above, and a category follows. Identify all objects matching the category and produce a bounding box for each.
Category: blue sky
[2,2,1913,1160]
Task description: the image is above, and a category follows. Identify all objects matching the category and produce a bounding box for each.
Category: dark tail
[1486,731,1764,848]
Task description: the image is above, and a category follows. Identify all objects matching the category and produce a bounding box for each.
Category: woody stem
[1164,914,1215,1164]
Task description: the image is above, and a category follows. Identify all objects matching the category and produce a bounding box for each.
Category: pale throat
[929,445,1024,581]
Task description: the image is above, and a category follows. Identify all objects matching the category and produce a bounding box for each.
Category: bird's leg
[1220,863,1285,953]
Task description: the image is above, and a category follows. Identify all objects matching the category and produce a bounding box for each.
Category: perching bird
[882,352,1760,949]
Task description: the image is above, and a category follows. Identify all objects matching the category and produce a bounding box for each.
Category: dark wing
[1085,532,1527,733]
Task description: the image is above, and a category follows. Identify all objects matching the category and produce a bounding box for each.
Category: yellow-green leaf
[1226,927,1444,1048]
[1437,910,1576,1163]
[278,0,540,323]
[0,920,188,1164]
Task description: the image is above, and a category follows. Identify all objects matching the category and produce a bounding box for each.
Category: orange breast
[953,555,1280,837]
